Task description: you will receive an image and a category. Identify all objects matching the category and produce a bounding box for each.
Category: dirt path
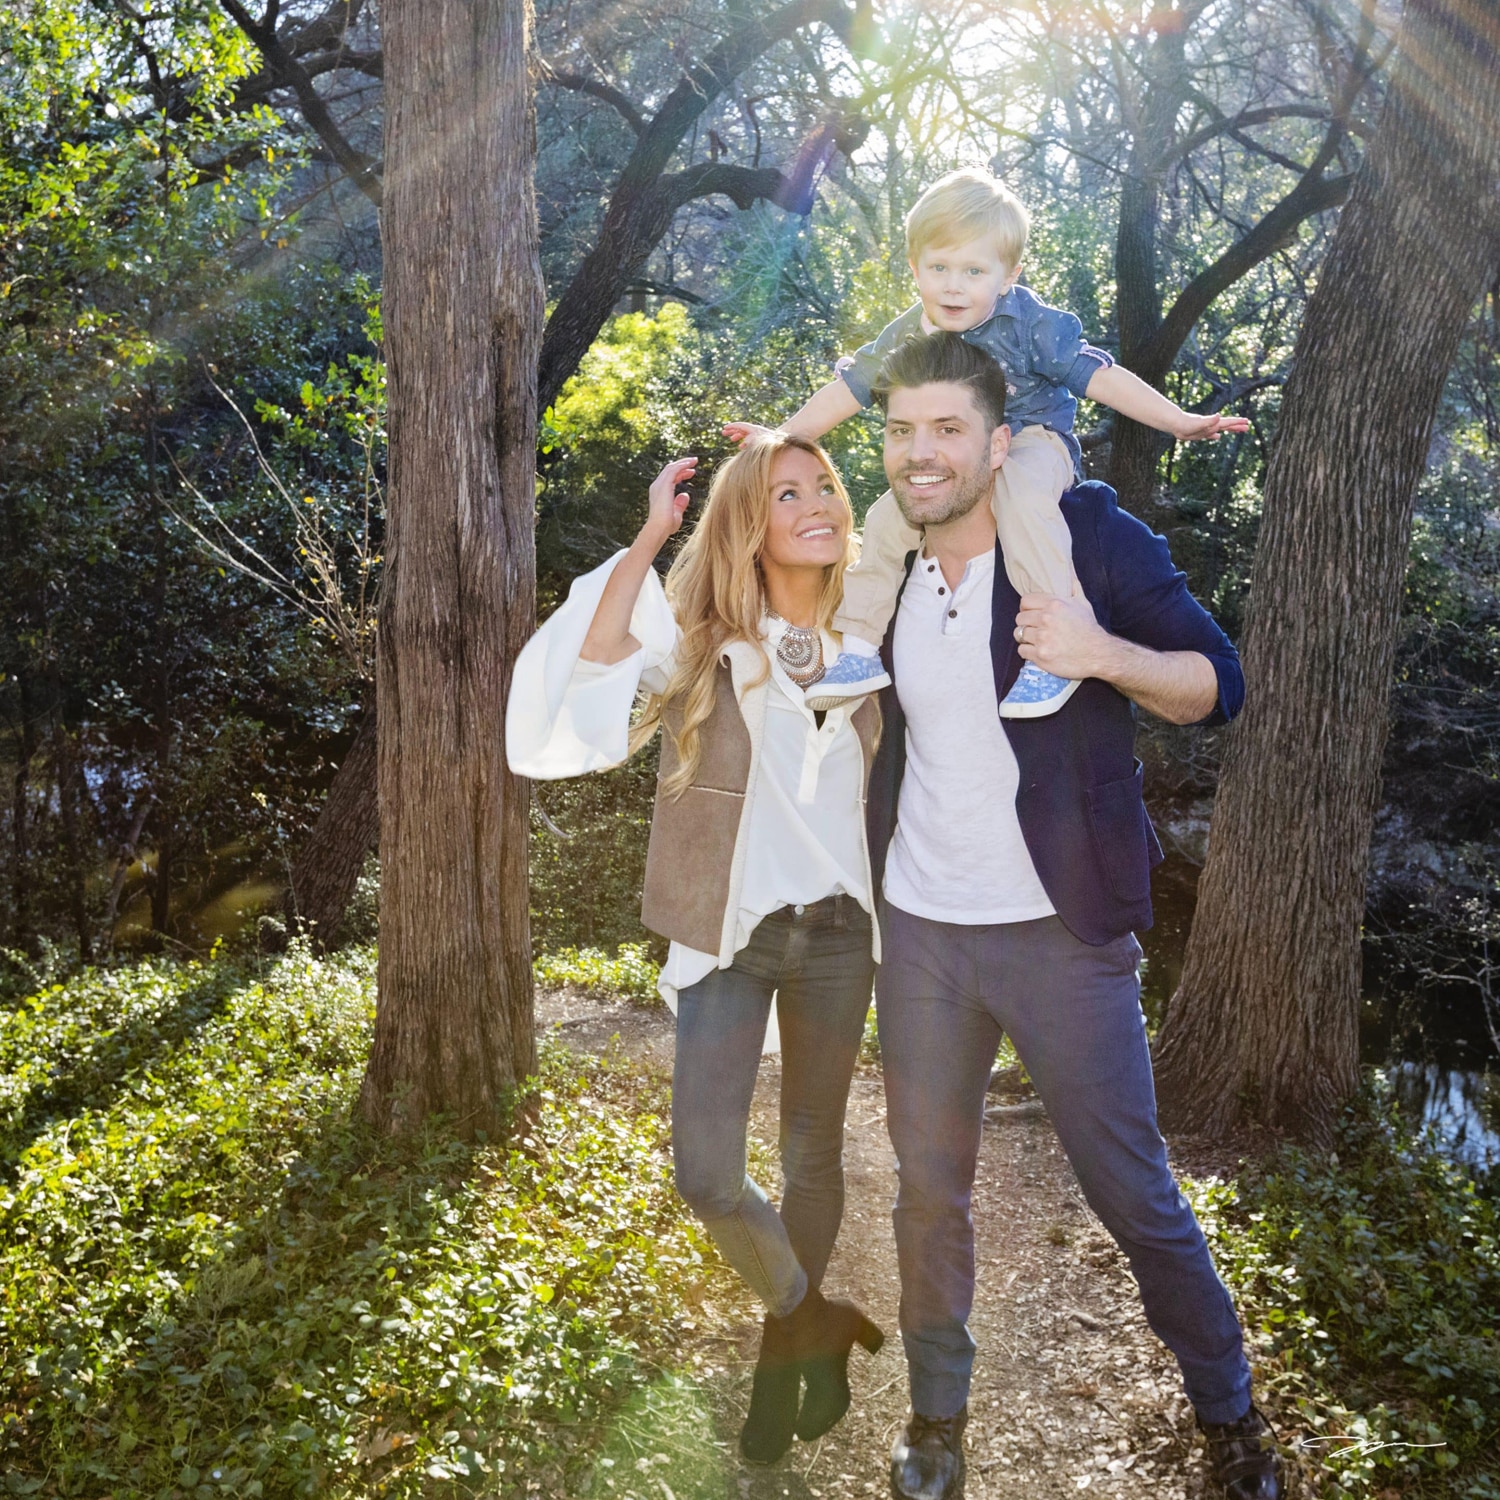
[538,988,1233,1500]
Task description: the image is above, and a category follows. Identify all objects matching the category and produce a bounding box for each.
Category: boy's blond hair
[905,169,1029,269]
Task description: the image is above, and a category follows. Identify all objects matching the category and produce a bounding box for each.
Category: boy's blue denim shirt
[836,284,1113,477]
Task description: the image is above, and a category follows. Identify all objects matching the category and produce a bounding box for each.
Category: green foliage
[0,949,718,1496]
[574,1370,730,1498]
[1190,1087,1500,1497]
[529,747,661,957]
[537,306,710,602]
[534,944,663,1006]
[0,951,246,1168]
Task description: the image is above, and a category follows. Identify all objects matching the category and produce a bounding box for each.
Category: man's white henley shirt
[882,543,1056,926]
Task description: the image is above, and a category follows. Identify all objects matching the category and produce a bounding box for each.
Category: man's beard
[889,450,994,528]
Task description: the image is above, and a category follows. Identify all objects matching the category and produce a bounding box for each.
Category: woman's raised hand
[582,457,697,664]
[646,456,699,543]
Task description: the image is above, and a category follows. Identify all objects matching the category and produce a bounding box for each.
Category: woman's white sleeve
[505,551,679,778]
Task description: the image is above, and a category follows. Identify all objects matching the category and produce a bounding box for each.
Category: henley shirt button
[927,563,935,571]
[948,609,958,619]
[937,586,946,595]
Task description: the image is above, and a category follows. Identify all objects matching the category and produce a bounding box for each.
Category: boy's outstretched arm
[723,378,863,446]
[1085,363,1250,442]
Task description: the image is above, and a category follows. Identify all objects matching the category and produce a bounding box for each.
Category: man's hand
[1015,593,1220,724]
[1014,594,1109,681]
[1169,410,1251,442]
[721,421,776,446]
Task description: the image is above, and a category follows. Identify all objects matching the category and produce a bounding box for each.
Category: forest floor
[537,985,1269,1500]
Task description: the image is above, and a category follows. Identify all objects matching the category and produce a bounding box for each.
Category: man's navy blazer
[866,480,1245,947]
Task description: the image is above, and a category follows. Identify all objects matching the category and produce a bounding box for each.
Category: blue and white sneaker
[998,661,1081,719]
[804,652,892,712]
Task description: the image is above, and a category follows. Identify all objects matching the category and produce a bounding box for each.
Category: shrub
[1190,1084,1500,1498]
[534,944,662,1006]
[528,752,661,958]
[0,947,718,1496]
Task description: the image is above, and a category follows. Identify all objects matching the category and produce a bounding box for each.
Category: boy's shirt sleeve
[1027,303,1114,399]
[836,304,925,408]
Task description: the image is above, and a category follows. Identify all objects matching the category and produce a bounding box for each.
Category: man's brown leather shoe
[1199,1403,1284,1498]
[889,1407,966,1500]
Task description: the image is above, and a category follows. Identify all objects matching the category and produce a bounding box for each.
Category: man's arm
[1015,481,1244,724]
[1013,596,1219,724]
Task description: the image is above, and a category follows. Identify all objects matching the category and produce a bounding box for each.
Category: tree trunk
[277,701,379,951]
[1153,0,1500,1145]
[1106,416,1172,517]
[359,0,541,1135]
[150,834,174,938]
[146,398,176,947]
[9,670,38,956]
[101,793,154,954]
[49,699,92,963]
[1104,5,1192,513]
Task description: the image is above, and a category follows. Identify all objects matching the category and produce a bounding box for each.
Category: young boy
[725,168,1247,717]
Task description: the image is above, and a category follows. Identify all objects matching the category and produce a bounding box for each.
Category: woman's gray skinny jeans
[672,897,874,1317]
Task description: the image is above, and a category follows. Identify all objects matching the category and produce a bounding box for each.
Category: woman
[507,434,884,1464]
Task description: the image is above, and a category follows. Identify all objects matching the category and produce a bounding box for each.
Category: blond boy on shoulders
[726,167,1248,719]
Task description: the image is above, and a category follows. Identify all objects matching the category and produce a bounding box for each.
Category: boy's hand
[1171,410,1251,442]
[722,421,776,446]
[645,457,698,544]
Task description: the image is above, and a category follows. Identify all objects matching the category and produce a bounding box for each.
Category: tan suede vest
[640,662,880,955]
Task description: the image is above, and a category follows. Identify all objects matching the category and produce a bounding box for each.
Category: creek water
[1139,879,1500,1183]
[1362,980,1500,1179]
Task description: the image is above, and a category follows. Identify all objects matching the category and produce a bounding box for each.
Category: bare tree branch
[218,0,383,206]
[1161,103,1335,168]
[537,0,868,410]
[540,58,645,134]
[1139,166,1354,384]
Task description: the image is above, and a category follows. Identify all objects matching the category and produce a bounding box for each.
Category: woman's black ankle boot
[739,1307,801,1463]
[789,1288,885,1442]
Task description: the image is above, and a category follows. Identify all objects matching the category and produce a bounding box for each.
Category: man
[864,332,1281,1500]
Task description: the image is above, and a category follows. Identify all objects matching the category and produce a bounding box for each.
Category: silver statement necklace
[768,612,825,687]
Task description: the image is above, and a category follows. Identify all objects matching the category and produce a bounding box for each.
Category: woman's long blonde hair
[632,433,858,797]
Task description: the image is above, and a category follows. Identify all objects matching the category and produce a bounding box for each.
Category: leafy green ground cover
[532,945,662,1005]
[1189,1091,1500,1498]
[4,949,1497,1499]
[0,947,722,1497]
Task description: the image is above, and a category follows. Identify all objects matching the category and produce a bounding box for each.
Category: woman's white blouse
[507,552,872,1043]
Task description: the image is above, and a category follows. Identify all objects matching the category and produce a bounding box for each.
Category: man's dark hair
[872,331,1008,431]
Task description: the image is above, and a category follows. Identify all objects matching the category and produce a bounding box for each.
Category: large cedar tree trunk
[359,0,542,1134]
[1153,0,1500,1144]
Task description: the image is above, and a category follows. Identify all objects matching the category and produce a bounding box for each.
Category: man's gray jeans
[876,901,1252,1424]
